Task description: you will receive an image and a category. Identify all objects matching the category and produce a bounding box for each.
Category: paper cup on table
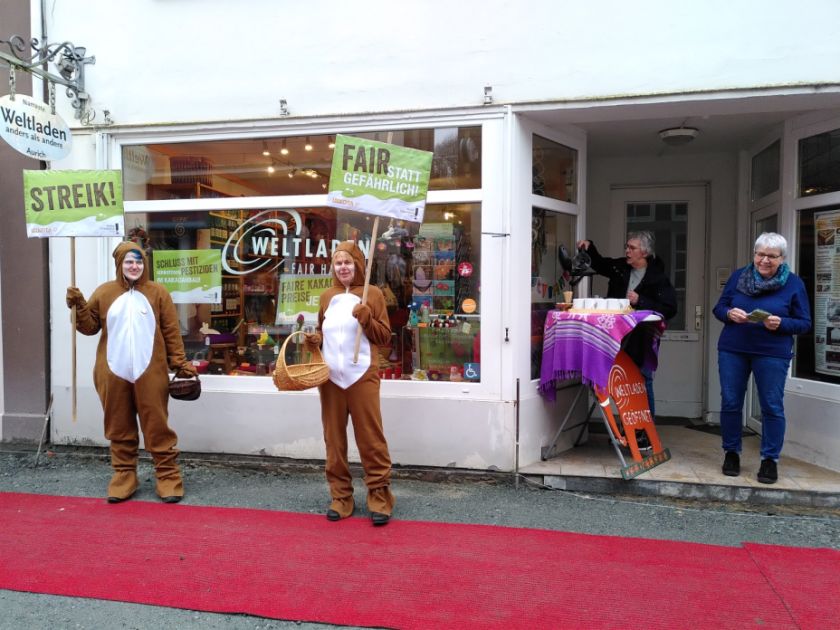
[563,291,573,304]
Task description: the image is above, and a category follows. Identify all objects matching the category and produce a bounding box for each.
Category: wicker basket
[272,331,330,391]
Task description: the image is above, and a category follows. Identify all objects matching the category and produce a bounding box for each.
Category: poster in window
[813,209,840,376]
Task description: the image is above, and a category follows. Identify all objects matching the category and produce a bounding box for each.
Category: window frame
[781,112,840,402]
[110,114,505,399]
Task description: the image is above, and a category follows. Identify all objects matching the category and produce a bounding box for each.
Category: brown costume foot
[327,497,355,520]
[155,476,184,502]
[107,470,138,503]
[367,485,395,517]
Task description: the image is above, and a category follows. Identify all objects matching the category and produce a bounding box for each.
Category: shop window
[530,208,576,380]
[751,140,780,201]
[532,135,577,203]
[126,203,481,382]
[121,126,481,201]
[799,128,840,197]
[794,205,840,384]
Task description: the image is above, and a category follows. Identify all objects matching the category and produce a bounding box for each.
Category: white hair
[754,232,787,257]
[627,230,655,256]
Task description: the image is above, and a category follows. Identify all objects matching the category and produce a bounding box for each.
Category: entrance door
[610,185,707,418]
[746,206,779,433]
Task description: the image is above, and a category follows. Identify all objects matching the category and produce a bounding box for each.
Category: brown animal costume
[311,241,396,524]
[66,241,196,503]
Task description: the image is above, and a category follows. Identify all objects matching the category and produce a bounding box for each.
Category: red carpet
[1,492,837,629]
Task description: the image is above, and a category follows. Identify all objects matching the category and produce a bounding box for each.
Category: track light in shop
[280,138,289,155]
[328,135,336,149]
[305,136,313,151]
[266,164,275,174]
[262,141,270,157]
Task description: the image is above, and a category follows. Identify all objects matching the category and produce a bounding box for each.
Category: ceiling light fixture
[658,127,700,147]
[261,141,270,157]
[304,136,313,151]
[280,138,289,156]
[266,164,275,174]
[328,135,336,149]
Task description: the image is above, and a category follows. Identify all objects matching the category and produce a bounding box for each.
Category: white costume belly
[106,289,156,382]
[322,292,371,389]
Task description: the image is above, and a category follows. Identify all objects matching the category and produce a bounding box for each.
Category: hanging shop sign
[326,134,433,223]
[1,94,72,161]
[23,169,124,238]
[152,249,222,304]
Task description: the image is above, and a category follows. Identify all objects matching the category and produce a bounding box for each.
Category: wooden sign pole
[70,237,77,422]
[352,215,379,364]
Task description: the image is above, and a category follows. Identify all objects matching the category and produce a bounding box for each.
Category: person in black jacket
[576,231,677,420]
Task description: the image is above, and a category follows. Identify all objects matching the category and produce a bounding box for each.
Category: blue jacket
[713,266,811,358]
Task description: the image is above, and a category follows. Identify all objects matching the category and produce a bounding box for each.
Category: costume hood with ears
[113,241,150,288]
[331,241,367,288]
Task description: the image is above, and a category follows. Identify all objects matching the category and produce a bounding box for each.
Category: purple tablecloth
[538,310,665,401]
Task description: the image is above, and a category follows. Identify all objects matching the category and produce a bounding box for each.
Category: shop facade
[4,1,840,472]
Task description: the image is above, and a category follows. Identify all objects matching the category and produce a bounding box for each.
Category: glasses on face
[754,251,782,261]
[624,244,640,251]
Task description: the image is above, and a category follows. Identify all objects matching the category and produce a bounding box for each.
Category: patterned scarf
[736,262,789,296]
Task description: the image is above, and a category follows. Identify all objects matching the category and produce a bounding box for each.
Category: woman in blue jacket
[713,233,811,484]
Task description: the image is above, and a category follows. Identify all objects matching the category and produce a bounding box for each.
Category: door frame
[745,132,783,433]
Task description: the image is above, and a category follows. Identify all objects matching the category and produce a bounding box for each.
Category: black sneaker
[635,430,652,451]
[722,451,740,476]
[757,458,778,484]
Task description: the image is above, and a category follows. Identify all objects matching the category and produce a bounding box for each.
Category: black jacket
[586,241,678,321]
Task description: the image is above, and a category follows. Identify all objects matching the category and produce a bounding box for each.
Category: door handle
[695,305,703,331]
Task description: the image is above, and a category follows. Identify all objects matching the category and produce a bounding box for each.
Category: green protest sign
[274,274,333,324]
[326,134,433,223]
[152,249,222,304]
[23,169,124,238]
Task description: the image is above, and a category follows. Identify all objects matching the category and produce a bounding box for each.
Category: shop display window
[121,126,481,201]
[799,127,840,197]
[126,203,481,381]
[794,205,840,385]
[530,208,576,380]
[532,135,577,203]
[750,140,780,201]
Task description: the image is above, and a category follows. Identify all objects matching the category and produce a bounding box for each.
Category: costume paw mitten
[66,287,87,309]
[352,304,372,327]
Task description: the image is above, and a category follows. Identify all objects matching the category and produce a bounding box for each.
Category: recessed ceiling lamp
[304,136,313,151]
[658,127,700,146]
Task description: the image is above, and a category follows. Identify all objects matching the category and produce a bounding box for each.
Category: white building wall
[43,0,840,126]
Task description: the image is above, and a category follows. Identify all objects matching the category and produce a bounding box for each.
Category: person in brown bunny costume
[305,241,396,525]
[66,241,197,503]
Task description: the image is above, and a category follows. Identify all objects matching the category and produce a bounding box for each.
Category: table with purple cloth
[538,310,665,401]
